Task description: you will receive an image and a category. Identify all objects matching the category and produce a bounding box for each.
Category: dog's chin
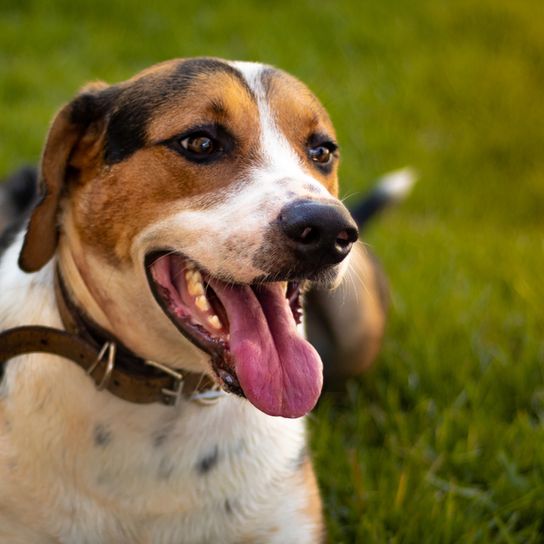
[144,250,326,419]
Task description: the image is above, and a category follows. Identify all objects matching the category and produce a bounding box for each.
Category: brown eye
[167,125,232,164]
[180,135,216,156]
[309,145,333,164]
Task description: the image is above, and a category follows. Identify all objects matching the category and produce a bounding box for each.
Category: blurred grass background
[1,0,543,541]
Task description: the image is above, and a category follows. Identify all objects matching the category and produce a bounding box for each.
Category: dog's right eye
[175,131,223,163]
[162,124,234,164]
[180,134,218,156]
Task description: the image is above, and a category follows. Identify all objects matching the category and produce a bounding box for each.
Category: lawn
[1,0,543,541]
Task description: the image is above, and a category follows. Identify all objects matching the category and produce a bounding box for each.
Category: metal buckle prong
[190,386,226,405]
[145,359,184,406]
[87,341,116,390]
[189,373,225,405]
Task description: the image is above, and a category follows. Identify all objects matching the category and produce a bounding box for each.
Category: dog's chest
[2,378,311,543]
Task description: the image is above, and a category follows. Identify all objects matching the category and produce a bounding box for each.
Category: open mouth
[145,251,323,418]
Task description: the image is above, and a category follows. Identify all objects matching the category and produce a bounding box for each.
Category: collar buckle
[144,359,184,406]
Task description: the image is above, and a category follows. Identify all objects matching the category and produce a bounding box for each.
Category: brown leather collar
[0,269,219,406]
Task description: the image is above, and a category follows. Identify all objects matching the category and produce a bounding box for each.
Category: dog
[0,57,407,543]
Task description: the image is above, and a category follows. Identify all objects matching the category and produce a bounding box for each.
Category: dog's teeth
[208,315,222,330]
[193,270,203,284]
[186,266,205,297]
[188,279,204,297]
[196,295,210,312]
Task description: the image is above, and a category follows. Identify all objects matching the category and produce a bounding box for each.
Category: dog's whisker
[340,190,361,204]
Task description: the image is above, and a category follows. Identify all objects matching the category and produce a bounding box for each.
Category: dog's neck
[57,229,113,337]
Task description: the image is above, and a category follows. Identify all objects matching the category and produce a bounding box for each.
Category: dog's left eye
[309,145,332,164]
[307,140,338,167]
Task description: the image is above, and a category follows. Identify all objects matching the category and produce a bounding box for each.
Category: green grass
[1,0,543,541]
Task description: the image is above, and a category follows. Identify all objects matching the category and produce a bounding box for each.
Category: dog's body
[0,57,400,543]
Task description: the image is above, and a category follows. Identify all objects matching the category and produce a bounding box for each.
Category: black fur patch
[152,429,169,448]
[104,58,254,165]
[69,86,120,127]
[93,423,112,447]
[152,425,173,448]
[197,445,220,474]
[104,96,149,165]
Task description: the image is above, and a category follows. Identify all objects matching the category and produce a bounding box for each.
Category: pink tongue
[210,281,323,418]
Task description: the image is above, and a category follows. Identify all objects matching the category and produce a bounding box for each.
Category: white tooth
[193,270,203,283]
[208,315,222,330]
[188,280,204,297]
[196,295,210,312]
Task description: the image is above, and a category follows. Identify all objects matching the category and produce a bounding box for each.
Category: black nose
[279,200,359,266]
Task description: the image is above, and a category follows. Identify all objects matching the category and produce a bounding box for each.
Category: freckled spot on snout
[303,183,321,194]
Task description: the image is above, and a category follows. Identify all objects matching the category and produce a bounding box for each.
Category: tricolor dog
[0,57,392,543]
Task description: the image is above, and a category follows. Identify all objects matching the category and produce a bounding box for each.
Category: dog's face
[19,58,357,418]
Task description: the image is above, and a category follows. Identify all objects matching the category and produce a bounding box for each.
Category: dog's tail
[0,166,38,234]
[349,167,417,230]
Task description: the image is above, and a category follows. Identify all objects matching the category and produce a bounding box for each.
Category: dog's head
[19,58,358,418]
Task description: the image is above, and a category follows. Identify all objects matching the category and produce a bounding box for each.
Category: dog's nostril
[299,226,319,244]
[336,230,351,249]
[335,227,358,249]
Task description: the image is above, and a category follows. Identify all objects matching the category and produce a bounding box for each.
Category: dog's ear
[18,82,117,272]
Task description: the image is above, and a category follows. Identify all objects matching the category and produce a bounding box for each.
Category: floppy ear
[18,82,115,272]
